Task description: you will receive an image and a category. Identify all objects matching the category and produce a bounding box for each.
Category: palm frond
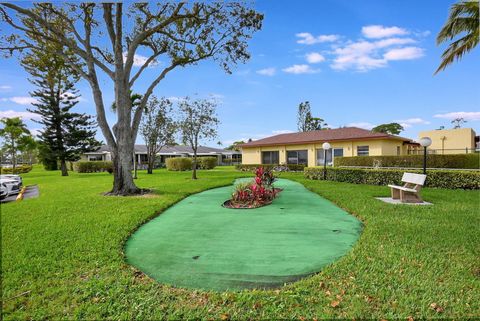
[435,0,479,74]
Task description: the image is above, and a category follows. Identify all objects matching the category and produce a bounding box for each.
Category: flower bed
[223,167,280,209]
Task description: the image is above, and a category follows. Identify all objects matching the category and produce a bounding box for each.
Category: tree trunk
[109,135,141,195]
[11,138,16,170]
[60,158,68,176]
[192,152,197,180]
[147,149,154,174]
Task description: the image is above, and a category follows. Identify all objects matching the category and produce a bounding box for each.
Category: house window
[286,150,308,165]
[88,155,103,161]
[261,151,279,164]
[316,149,332,165]
[333,148,344,157]
[357,146,369,156]
[397,146,401,155]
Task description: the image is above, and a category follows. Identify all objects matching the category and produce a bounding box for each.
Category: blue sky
[1,0,479,147]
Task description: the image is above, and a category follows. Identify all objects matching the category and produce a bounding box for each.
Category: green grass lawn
[2,166,479,319]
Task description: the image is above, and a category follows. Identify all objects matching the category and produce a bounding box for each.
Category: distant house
[239,127,420,167]
[418,128,478,154]
[82,145,241,167]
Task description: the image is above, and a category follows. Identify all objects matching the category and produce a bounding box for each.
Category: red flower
[255,176,262,185]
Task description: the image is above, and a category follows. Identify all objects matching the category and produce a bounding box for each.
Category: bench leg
[391,188,400,199]
[400,191,422,203]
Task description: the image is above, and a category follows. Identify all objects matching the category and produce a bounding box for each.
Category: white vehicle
[0,175,22,197]
[0,181,8,199]
[0,174,23,185]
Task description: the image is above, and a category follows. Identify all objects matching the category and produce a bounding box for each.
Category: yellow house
[240,127,419,167]
[418,128,477,154]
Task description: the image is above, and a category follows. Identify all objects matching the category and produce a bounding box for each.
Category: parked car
[0,181,8,199]
[0,175,23,197]
[0,174,23,185]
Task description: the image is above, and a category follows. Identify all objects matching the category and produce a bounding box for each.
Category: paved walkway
[1,185,39,203]
[125,179,362,291]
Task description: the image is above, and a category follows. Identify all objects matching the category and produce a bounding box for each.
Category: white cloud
[362,25,409,39]
[123,52,159,68]
[282,64,320,74]
[395,117,431,128]
[0,85,12,90]
[1,96,38,105]
[331,41,388,71]
[434,111,480,121]
[30,128,43,137]
[305,52,325,64]
[296,32,339,45]
[256,67,276,76]
[0,109,41,120]
[346,122,375,130]
[384,47,424,60]
[375,37,416,48]
[331,38,424,71]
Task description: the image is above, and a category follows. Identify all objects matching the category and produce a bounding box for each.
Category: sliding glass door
[261,151,279,164]
[286,150,308,165]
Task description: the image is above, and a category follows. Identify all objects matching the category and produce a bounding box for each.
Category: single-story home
[418,127,478,154]
[82,145,241,167]
[239,127,420,167]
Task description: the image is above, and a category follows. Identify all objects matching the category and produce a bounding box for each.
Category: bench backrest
[401,172,426,186]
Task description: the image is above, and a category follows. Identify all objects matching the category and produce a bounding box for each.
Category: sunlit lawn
[1,165,479,319]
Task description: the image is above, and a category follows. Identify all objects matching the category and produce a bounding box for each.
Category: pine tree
[21,24,100,176]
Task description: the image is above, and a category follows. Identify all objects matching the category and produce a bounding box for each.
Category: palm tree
[435,0,479,74]
[0,117,31,169]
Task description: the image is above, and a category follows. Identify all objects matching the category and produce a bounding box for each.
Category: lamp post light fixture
[322,142,331,180]
[419,137,432,175]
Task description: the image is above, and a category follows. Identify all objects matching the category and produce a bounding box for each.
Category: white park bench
[388,173,427,203]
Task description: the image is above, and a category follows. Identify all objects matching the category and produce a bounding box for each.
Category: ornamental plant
[229,167,278,208]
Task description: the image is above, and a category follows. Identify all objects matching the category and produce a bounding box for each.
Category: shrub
[304,167,480,190]
[166,157,192,171]
[196,157,217,170]
[334,154,480,169]
[75,161,113,173]
[0,164,33,174]
[235,164,306,172]
[228,167,278,208]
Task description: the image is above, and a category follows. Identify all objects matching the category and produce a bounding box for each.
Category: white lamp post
[322,142,331,180]
[419,137,432,175]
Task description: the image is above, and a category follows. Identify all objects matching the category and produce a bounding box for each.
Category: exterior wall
[418,128,476,154]
[241,139,409,166]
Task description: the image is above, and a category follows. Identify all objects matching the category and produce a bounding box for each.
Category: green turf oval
[125,178,362,291]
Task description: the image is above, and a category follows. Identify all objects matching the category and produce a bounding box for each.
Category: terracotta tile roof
[240,127,414,148]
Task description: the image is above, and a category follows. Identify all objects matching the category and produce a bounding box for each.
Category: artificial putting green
[125,178,362,291]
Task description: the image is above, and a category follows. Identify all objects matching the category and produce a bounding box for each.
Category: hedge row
[196,157,217,170]
[75,161,113,173]
[0,165,33,174]
[304,167,480,190]
[166,158,192,171]
[334,154,479,169]
[235,164,306,172]
[165,157,218,171]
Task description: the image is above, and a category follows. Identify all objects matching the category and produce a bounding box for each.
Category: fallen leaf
[325,290,331,296]
[220,314,230,320]
[330,300,340,308]
[430,303,444,313]
[407,316,414,321]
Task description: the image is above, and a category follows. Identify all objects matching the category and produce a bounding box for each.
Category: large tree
[140,96,177,174]
[435,0,479,74]
[297,101,327,132]
[178,97,219,180]
[0,3,263,195]
[22,20,100,176]
[372,122,404,135]
[0,117,31,169]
